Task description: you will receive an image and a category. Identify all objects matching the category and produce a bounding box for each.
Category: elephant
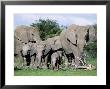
[60,24,94,67]
[20,42,37,67]
[35,41,46,68]
[14,26,41,56]
[51,51,63,70]
[14,25,41,68]
[41,36,63,69]
[20,41,45,68]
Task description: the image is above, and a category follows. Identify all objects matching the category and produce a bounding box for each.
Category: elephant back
[45,36,62,51]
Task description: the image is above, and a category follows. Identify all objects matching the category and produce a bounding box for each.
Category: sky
[14,14,97,29]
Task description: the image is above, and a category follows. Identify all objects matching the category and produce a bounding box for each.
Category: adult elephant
[14,25,41,56]
[20,41,45,68]
[60,24,94,67]
[14,25,41,68]
[20,42,37,67]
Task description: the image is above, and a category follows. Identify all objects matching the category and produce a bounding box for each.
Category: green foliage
[84,24,97,58]
[31,19,63,40]
[84,41,97,58]
[15,68,96,76]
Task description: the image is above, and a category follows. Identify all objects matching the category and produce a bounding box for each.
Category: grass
[14,68,96,76]
[14,57,97,76]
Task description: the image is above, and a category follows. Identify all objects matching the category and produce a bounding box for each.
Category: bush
[84,41,97,58]
[31,19,63,40]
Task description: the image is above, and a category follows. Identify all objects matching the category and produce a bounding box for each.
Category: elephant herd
[14,24,96,70]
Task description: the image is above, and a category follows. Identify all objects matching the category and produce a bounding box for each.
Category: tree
[31,19,63,40]
[84,24,97,58]
[84,41,97,58]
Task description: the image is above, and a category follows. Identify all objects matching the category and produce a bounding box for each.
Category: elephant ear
[66,30,77,46]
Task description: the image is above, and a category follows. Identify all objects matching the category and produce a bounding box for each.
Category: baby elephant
[51,51,62,70]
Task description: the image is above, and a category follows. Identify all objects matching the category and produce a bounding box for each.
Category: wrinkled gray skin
[14,26,41,68]
[60,25,94,66]
[35,42,45,68]
[14,25,41,57]
[21,42,45,68]
[51,51,62,70]
[20,42,37,67]
[42,36,63,69]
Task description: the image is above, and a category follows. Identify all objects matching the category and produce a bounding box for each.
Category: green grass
[14,68,96,76]
[14,58,97,76]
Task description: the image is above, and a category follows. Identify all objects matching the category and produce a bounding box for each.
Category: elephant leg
[70,53,76,67]
[66,54,72,68]
[74,54,81,67]
[26,56,31,66]
[47,55,51,69]
[71,59,75,67]
[37,57,41,68]
[30,55,36,68]
[51,59,55,70]
[80,53,87,65]
[34,57,39,68]
[43,56,48,69]
[64,56,69,69]
[72,47,81,67]
[56,58,59,70]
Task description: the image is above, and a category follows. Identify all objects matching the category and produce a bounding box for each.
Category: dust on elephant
[60,24,93,66]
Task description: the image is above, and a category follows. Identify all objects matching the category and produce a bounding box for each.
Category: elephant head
[76,26,89,52]
[60,24,92,66]
[20,42,38,67]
